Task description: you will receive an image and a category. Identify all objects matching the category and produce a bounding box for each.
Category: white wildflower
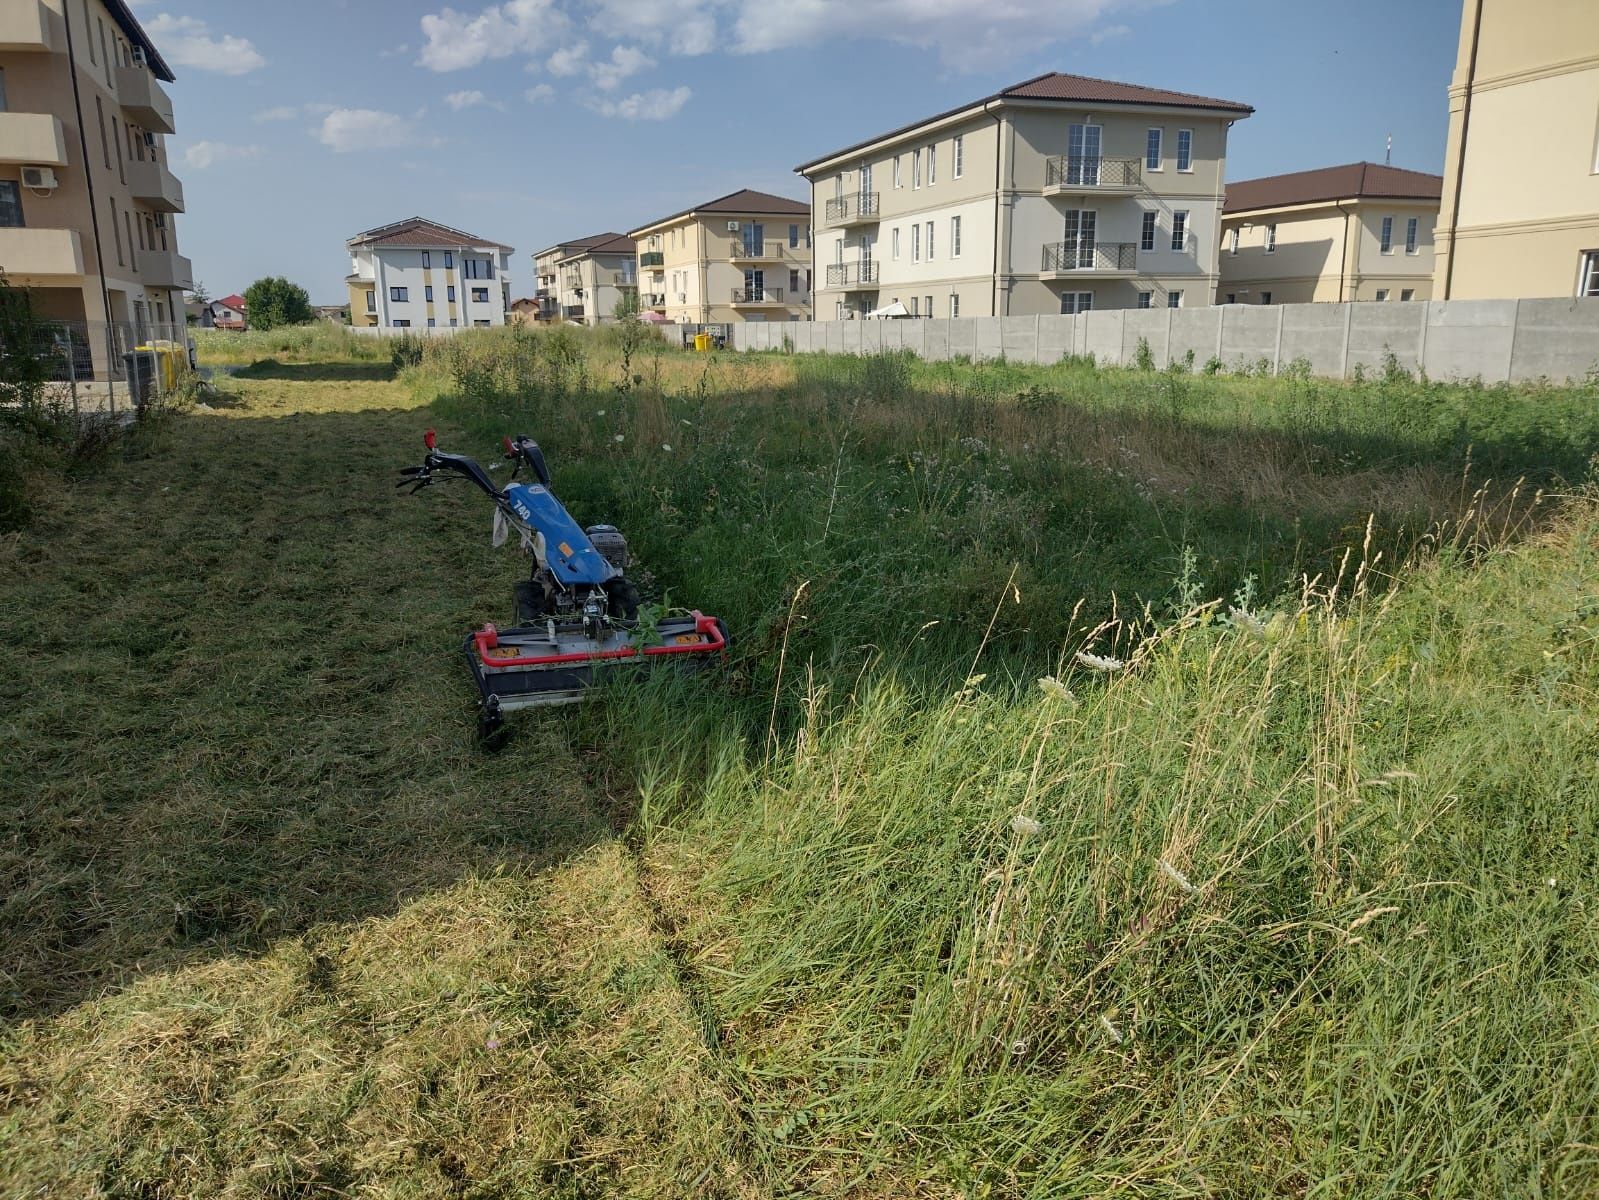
[661,443,673,452]
[1074,649,1125,673]
[1098,1014,1123,1044]
[1158,858,1197,895]
[1547,877,1558,888]
[613,434,625,443]
[1010,813,1043,838]
[1037,676,1077,705]
[1225,607,1267,638]
[595,409,605,416]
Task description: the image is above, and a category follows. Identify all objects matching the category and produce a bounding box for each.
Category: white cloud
[445,88,487,109]
[1090,23,1131,45]
[586,0,715,56]
[589,44,653,90]
[254,105,301,123]
[142,14,265,75]
[589,85,690,121]
[316,108,413,152]
[545,41,589,76]
[419,0,566,70]
[183,140,261,169]
[524,83,556,103]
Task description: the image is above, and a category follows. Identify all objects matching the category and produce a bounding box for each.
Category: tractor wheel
[477,704,509,752]
[514,579,546,623]
[608,577,641,622]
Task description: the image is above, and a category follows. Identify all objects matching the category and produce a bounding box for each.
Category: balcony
[731,287,785,305]
[639,250,664,268]
[825,261,879,289]
[0,0,54,51]
[0,113,67,166]
[0,228,84,280]
[561,305,585,320]
[139,248,194,290]
[116,64,177,135]
[1043,155,1142,196]
[729,240,783,262]
[128,157,184,212]
[1040,241,1138,277]
[642,292,667,307]
[824,193,880,228]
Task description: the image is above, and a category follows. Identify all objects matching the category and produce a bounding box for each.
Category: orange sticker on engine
[558,541,575,558]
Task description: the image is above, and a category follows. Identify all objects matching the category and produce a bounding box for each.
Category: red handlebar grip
[424,429,437,450]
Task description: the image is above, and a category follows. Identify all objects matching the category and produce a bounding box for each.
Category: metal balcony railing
[639,251,664,267]
[1043,155,1141,190]
[825,261,880,288]
[730,240,781,259]
[643,292,667,306]
[1042,241,1137,272]
[731,287,784,304]
[824,193,880,225]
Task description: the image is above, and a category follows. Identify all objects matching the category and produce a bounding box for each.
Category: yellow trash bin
[694,332,712,353]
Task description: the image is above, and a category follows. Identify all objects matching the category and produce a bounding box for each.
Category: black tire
[608,577,641,622]
[477,705,509,752]
[514,579,546,623]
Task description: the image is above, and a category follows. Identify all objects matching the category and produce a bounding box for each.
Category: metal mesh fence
[3,320,196,423]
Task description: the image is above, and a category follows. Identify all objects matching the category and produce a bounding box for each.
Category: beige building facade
[1219,162,1442,305]
[796,72,1252,320]
[531,233,636,325]
[628,189,812,325]
[1,0,191,356]
[1435,0,1599,298]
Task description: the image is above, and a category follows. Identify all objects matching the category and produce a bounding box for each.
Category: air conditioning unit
[21,165,58,191]
[726,221,740,232]
[677,292,687,303]
[131,45,148,66]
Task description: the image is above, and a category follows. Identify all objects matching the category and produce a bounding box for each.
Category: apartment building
[1,0,191,358]
[1218,162,1442,305]
[1435,0,1599,299]
[531,233,637,325]
[346,217,512,329]
[628,189,812,324]
[796,72,1251,320]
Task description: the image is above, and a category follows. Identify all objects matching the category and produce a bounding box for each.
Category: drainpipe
[1334,199,1351,302]
[987,101,1005,317]
[60,3,118,374]
[1442,0,1483,300]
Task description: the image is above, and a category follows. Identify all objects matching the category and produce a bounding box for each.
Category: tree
[185,281,211,306]
[613,289,642,322]
[242,276,313,331]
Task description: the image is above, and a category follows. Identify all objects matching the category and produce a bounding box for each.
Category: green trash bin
[122,349,156,407]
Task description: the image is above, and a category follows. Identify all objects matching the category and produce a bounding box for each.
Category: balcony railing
[731,287,784,304]
[1041,241,1137,273]
[128,157,185,213]
[0,113,67,166]
[1043,155,1142,191]
[643,292,667,307]
[730,240,782,260]
[0,227,83,278]
[825,261,880,288]
[116,63,176,135]
[824,193,880,227]
[639,251,664,267]
[139,248,194,290]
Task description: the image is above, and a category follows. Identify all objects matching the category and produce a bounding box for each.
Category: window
[1067,122,1102,185]
[1260,291,1272,305]
[1141,211,1157,252]
[1145,127,1162,170]
[1176,129,1193,172]
[1224,293,1236,304]
[0,181,22,228]
[925,220,934,260]
[1581,251,1599,297]
[1405,217,1419,255]
[927,143,936,184]
[450,318,458,327]
[1229,227,1239,255]
[790,223,799,248]
[366,290,376,312]
[393,319,411,328]
[1060,291,1093,315]
[950,293,960,317]
[909,296,918,316]
[1168,291,1183,308]
[0,69,9,113]
[425,285,434,302]
[924,294,933,316]
[422,251,431,269]
[1380,216,1394,254]
[953,135,964,178]
[912,223,920,262]
[806,226,812,248]
[84,1,95,63]
[1061,209,1097,268]
[474,319,490,327]
[428,318,436,327]
[913,149,921,189]
[1401,288,1415,301]
[464,257,494,279]
[472,287,489,302]
[789,268,799,292]
[892,227,900,259]
[1375,289,1390,301]
[390,286,409,302]
[951,215,962,257]
[444,252,454,269]
[1137,291,1153,309]
[1265,223,1277,253]
[1171,210,1188,251]
[893,154,902,188]
[95,97,110,169]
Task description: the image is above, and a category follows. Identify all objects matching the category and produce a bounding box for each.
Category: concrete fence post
[1505,299,1521,382]
[1273,305,1286,375]
[1416,302,1430,375]
[1339,303,1354,379]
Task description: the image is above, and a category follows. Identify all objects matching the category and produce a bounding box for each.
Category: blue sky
[145,0,1462,304]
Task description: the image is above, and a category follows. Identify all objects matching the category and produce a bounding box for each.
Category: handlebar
[397,429,505,499]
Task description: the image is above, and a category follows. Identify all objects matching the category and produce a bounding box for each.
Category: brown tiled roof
[536,232,628,258]
[796,71,1252,172]
[629,188,809,235]
[555,233,636,260]
[1224,162,1444,214]
[348,216,512,251]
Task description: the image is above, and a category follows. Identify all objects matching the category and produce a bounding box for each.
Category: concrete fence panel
[1082,310,1124,364]
[1169,307,1224,369]
[1119,308,1170,366]
[1508,299,1599,382]
[924,319,951,361]
[1278,303,1348,377]
[1037,314,1074,362]
[1415,300,1515,381]
[1220,306,1279,369]
[1346,302,1429,377]
[950,318,978,359]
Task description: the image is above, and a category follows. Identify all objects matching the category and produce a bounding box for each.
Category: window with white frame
[1229,227,1239,255]
[1580,251,1599,296]
[390,286,408,302]
[924,294,932,316]
[1265,223,1277,253]
[1176,129,1192,171]
[1145,127,1162,170]
[1141,210,1157,252]
[909,296,918,316]
[927,144,936,184]
[1171,210,1188,251]
[925,220,934,260]
[1060,291,1093,315]
[949,293,960,317]
[894,155,902,188]
[950,215,962,257]
[422,251,431,269]
[892,227,901,259]
[1167,290,1183,308]
[1380,216,1394,254]
[1376,289,1390,301]
[1405,216,1419,254]
[1401,288,1415,301]
[912,223,920,261]
[913,149,921,188]
[1137,291,1153,309]
[953,135,964,178]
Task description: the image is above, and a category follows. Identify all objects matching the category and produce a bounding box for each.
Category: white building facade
[346,217,513,330]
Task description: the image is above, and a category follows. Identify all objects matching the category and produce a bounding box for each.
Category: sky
[141,0,1463,304]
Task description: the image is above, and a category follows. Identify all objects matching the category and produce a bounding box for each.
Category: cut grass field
[2,330,1597,1196]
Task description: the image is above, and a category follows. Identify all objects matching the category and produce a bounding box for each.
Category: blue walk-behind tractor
[400,430,728,745]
